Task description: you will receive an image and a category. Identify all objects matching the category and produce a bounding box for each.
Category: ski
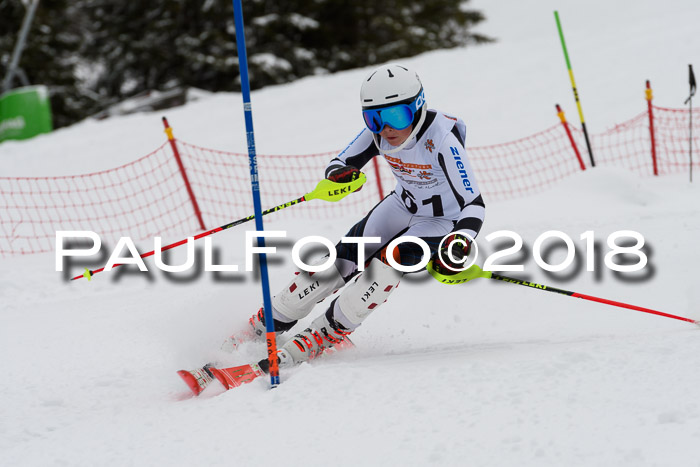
[209,363,265,390]
[177,360,272,396]
[177,335,355,396]
[176,364,218,397]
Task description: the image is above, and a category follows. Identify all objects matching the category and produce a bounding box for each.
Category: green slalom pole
[554,11,595,167]
[72,175,367,281]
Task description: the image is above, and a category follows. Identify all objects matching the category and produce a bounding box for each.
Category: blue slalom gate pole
[232,0,280,387]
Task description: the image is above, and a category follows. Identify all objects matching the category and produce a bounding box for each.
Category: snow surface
[2,1,700,466]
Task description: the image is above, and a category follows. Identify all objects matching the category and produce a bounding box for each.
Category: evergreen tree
[2,0,492,128]
[79,0,237,106]
[0,0,95,128]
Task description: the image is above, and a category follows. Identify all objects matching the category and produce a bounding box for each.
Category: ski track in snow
[3,0,700,465]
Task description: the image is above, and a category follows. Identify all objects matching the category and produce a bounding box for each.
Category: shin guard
[272,263,345,322]
[335,257,402,330]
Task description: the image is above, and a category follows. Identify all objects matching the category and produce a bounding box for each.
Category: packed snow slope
[2,169,699,467]
[2,1,700,466]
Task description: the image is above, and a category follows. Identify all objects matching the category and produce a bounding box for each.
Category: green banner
[0,86,53,142]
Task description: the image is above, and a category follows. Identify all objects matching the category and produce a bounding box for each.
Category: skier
[234,64,486,370]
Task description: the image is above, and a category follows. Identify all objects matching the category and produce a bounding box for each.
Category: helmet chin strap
[372,106,427,155]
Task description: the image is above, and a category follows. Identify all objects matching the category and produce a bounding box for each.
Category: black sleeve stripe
[451,124,465,148]
[325,139,377,177]
[437,152,466,210]
[466,194,485,208]
[415,110,437,141]
[455,217,484,234]
[343,140,378,171]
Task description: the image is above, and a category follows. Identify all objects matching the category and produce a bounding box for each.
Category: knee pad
[335,257,402,329]
[272,263,345,322]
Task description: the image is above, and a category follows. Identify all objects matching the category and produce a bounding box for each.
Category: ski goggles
[362,90,425,134]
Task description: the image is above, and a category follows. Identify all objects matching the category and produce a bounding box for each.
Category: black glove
[433,233,471,274]
[327,165,363,190]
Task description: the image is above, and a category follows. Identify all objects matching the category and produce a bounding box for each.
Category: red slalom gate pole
[488,272,699,326]
[372,157,384,199]
[646,80,658,176]
[556,104,586,171]
[163,117,206,231]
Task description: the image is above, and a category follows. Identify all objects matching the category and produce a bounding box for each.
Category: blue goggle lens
[362,104,415,134]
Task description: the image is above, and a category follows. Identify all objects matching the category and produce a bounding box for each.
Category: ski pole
[428,263,699,326]
[71,175,366,281]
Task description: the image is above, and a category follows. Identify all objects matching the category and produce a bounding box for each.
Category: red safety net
[590,107,700,175]
[2,106,699,257]
[1,142,198,257]
[466,124,584,201]
[176,141,385,227]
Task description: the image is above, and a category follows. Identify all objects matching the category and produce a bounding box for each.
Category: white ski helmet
[360,64,427,154]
